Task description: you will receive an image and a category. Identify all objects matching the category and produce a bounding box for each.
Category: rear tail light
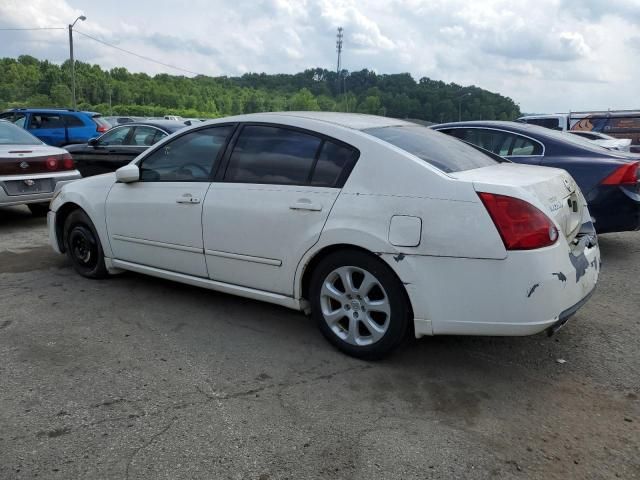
[601,161,639,185]
[96,124,109,133]
[478,192,559,250]
[62,153,75,170]
[44,153,75,171]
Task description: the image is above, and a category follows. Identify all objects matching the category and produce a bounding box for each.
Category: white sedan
[48,112,600,358]
[0,120,80,215]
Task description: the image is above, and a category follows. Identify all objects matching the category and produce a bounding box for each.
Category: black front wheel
[63,210,108,279]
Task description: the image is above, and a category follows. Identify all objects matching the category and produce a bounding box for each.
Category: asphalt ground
[0,205,638,479]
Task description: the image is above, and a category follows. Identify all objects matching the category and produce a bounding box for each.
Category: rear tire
[63,209,108,279]
[28,203,49,217]
[309,249,411,359]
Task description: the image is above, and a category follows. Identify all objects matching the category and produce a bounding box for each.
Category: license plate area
[3,178,54,195]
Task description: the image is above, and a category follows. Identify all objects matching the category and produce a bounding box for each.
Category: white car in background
[568,131,632,152]
[48,112,599,358]
[0,119,80,216]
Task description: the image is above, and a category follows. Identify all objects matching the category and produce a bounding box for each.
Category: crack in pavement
[125,416,177,480]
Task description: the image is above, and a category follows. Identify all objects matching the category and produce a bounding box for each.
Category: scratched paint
[527,283,540,298]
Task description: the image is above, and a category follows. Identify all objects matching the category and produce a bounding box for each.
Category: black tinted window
[140,126,233,182]
[225,125,322,185]
[445,128,542,156]
[29,114,65,129]
[64,115,85,127]
[311,141,358,187]
[365,125,498,173]
[523,118,561,130]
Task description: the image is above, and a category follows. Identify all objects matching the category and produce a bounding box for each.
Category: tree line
[0,55,520,121]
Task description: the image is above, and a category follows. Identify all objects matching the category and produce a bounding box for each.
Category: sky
[1,0,639,113]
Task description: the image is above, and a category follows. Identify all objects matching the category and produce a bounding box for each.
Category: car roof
[209,112,413,131]
[4,108,99,115]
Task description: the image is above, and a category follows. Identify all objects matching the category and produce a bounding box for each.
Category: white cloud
[0,0,638,113]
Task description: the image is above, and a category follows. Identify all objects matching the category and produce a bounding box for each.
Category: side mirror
[88,137,99,147]
[115,164,140,183]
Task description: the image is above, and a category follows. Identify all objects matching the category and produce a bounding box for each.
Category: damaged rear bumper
[389,236,600,338]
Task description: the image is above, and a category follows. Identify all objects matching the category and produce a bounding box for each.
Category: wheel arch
[54,202,84,253]
[297,242,415,327]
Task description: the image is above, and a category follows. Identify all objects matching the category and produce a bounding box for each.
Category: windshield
[0,121,41,145]
[364,125,499,173]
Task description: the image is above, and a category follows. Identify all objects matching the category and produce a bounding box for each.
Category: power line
[74,29,206,76]
[0,27,65,31]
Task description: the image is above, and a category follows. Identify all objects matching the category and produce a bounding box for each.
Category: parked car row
[432,121,640,234]
[47,112,602,358]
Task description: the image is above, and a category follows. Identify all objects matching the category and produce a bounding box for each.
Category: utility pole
[68,15,86,110]
[336,27,343,107]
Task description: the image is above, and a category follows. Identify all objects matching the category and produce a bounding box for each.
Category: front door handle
[289,199,322,211]
[176,193,200,204]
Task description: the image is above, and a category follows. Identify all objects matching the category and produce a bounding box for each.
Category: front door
[105,125,235,277]
[203,124,359,295]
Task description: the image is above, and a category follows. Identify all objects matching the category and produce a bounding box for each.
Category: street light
[457,92,471,121]
[68,15,86,110]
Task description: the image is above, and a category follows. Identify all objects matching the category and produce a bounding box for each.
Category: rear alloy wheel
[28,203,49,217]
[63,210,108,279]
[310,250,410,359]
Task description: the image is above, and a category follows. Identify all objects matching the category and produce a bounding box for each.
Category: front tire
[63,209,108,279]
[309,250,411,359]
[28,203,49,217]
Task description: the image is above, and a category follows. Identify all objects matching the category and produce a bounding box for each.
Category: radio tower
[336,27,343,94]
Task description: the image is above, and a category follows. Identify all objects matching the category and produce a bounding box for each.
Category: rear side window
[92,116,111,130]
[523,118,561,130]
[311,141,359,187]
[225,125,322,185]
[29,114,65,129]
[64,115,85,127]
[365,125,498,173]
[444,128,542,157]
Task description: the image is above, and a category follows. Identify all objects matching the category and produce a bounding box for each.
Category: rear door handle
[289,199,322,211]
[176,194,200,204]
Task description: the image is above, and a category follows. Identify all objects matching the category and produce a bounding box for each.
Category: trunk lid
[452,163,585,244]
[0,145,71,175]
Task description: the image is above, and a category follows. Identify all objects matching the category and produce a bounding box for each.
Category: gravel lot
[0,204,638,480]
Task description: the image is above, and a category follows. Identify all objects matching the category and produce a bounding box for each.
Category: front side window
[225,125,322,185]
[366,125,499,173]
[99,127,131,146]
[139,126,233,182]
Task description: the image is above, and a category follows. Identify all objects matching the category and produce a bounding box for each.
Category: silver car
[0,120,81,216]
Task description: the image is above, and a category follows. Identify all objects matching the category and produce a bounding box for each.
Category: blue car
[0,108,111,147]
[432,121,640,234]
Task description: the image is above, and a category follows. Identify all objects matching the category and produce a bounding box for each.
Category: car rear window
[0,121,41,145]
[364,125,499,173]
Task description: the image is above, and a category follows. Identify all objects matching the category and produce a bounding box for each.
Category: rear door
[202,124,359,295]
